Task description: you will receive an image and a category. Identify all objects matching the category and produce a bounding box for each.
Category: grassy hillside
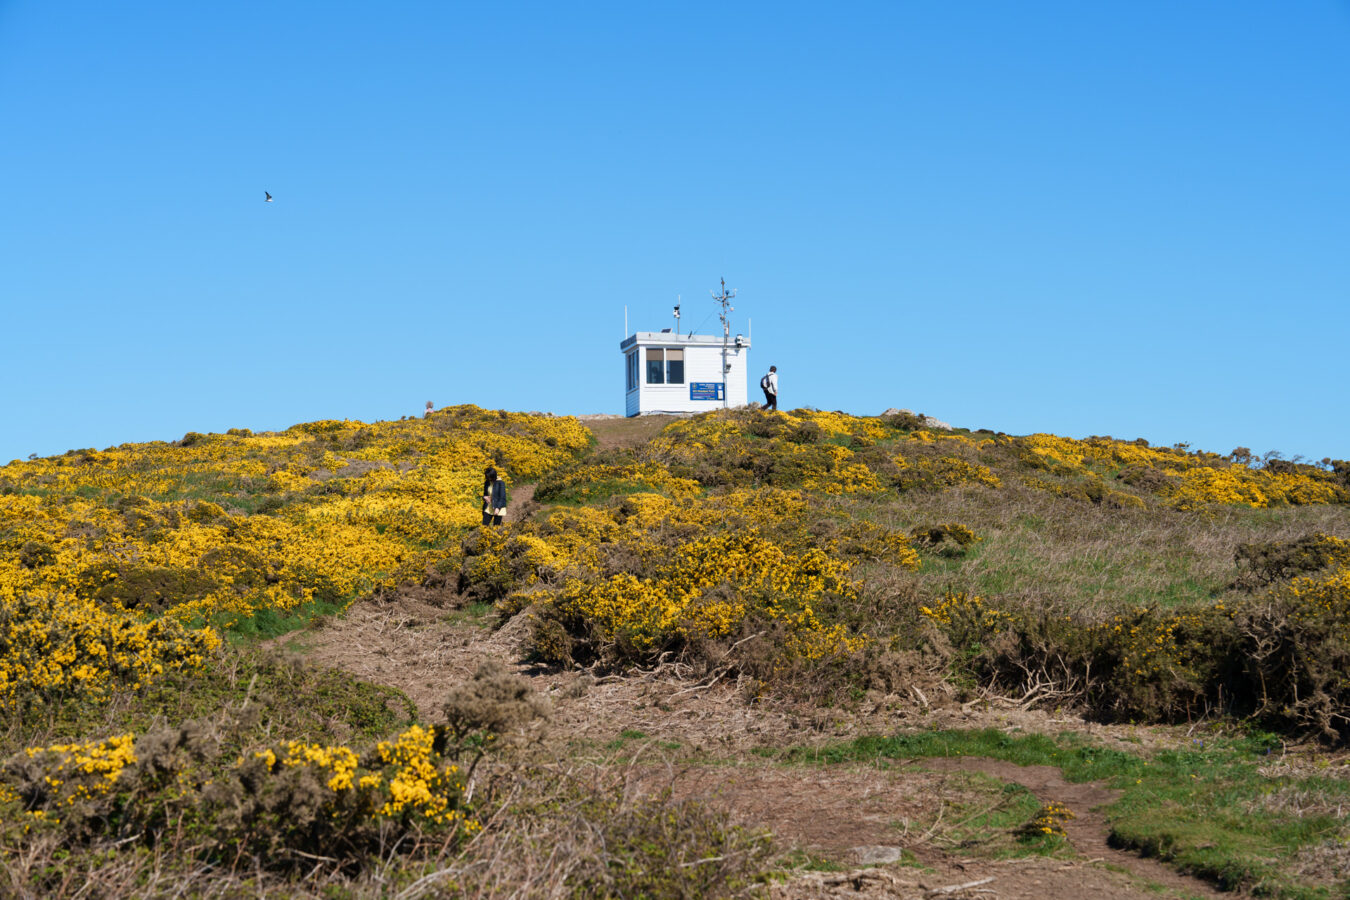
[2,406,1348,897]
[491,409,1350,735]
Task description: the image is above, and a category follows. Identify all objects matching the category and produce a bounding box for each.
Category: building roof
[619,331,750,350]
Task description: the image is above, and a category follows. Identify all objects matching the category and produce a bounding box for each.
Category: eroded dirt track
[280,595,1222,899]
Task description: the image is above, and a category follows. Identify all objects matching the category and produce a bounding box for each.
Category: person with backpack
[759,366,778,410]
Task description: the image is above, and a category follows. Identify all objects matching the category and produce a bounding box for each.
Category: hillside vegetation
[2,406,1349,898]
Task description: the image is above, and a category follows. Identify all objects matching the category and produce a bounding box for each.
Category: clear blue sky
[3,2,1347,465]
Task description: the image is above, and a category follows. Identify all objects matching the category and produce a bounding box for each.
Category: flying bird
[264,191,273,202]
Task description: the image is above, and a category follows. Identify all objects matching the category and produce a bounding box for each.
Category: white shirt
[766,371,778,393]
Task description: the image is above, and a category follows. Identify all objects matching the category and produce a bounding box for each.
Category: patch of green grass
[600,729,681,754]
[1013,512,1048,529]
[442,601,495,626]
[605,728,652,750]
[777,849,848,873]
[889,847,927,868]
[915,551,974,576]
[930,774,1049,859]
[153,471,254,503]
[970,543,1045,596]
[777,728,1350,898]
[213,596,354,643]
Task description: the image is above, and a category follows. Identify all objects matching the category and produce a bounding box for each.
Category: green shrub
[882,410,928,431]
[1,664,544,876]
[17,540,55,569]
[923,578,1350,743]
[910,523,979,557]
[1233,532,1350,590]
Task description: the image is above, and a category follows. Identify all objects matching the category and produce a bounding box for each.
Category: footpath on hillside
[281,592,1223,899]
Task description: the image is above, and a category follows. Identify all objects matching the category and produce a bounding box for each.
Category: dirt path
[278,594,1223,900]
[507,482,535,523]
[917,757,1225,898]
[576,413,677,450]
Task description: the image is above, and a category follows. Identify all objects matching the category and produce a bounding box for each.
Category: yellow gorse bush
[1021,434,1346,509]
[0,407,590,708]
[645,409,1347,512]
[11,726,477,833]
[473,472,920,664]
[451,412,960,668]
[893,454,1001,491]
[1095,603,1237,683]
[0,588,220,703]
[648,409,896,494]
[246,725,473,828]
[647,414,743,455]
[802,410,890,440]
[1020,802,1076,839]
[1282,569,1350,623]
[919,592,1009,632]
[373,724,473,827]
[17,734,137,813]
[552,529,862,658]
[536,462,702,502]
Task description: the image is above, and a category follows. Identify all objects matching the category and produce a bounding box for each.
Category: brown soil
[507,482,535,523]
[279,592,1225,900]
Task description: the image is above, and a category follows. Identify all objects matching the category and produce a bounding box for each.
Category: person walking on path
[481,466,497,525]
[760,366,779,411]
[487,470,509,526]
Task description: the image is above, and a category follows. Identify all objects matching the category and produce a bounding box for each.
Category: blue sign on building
[690,382,724,401]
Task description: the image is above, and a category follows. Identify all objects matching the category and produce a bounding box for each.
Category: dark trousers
[762,388,777,410]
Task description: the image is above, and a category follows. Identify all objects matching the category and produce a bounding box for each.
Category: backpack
[760,374,771,390]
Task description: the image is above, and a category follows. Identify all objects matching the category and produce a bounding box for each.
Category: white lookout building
[620,328,751,416]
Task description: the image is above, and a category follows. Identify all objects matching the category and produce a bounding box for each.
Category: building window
[665,348,684,384]
[646,348,665,384]
[626,351,637,392]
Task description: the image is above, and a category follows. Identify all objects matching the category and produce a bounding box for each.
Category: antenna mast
[710,277,736,409]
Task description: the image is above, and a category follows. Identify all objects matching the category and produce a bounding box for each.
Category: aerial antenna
[673,295,681,337]
[711,277,737,408]
[711,277,736,335]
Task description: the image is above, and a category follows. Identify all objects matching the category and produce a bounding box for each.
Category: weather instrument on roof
[711,279,738,402]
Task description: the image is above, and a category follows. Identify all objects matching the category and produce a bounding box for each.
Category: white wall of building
[621,331,751,416]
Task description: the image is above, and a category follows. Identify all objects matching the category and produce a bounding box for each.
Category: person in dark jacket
[488,471,508,526]
[481,466,497,525]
